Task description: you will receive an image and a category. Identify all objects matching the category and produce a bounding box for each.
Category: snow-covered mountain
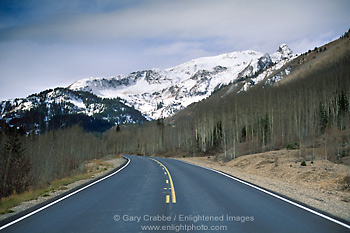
[69,44,295,119]
[0,44,295,133]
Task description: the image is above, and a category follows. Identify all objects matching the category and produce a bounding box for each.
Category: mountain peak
[271,44,293,63]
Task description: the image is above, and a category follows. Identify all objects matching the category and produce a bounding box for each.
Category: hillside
[173,32,350,122]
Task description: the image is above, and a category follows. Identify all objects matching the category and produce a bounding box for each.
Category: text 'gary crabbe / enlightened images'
[113,214,255,223]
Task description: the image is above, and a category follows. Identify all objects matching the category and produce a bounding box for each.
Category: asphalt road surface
[1,155,349,233]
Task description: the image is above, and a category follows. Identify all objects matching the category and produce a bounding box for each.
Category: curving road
[0,155,349,232]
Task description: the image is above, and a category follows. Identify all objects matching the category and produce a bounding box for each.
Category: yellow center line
[151,158,177,204]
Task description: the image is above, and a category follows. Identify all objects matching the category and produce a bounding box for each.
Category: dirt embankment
[178,149,350,221]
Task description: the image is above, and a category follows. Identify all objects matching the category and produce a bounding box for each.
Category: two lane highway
[1,155,349,232]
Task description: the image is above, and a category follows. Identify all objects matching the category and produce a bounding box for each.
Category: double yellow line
[151,158,176,204]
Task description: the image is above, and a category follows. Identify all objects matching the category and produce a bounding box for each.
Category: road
[0,155,349,232]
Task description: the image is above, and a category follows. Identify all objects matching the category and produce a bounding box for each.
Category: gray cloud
[2,0,349,51]
[1,0,349,100]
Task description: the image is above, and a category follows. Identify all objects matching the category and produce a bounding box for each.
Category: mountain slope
[171,33,350,124]
[69,45,295,119]
[0,88,146,133]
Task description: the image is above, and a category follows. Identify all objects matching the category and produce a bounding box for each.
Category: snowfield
[68,44,295,119]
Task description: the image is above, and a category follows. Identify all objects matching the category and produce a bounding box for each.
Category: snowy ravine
[68,44,295,119]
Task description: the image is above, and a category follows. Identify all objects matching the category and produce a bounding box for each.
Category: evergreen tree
[0,128,31,198]
[319,102,329,133]
[338,90,349,130]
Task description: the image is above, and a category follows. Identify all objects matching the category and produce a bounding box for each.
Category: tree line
[0,124,108,198]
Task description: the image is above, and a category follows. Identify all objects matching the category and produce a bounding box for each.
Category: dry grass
[0,156,117,215]
[224,149,350,192]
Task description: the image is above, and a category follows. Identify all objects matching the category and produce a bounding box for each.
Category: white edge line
[179,160,350,230]
[0,157,131,231]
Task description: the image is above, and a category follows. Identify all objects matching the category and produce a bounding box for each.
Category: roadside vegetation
[0,154,115,215]
[0,124,119,207]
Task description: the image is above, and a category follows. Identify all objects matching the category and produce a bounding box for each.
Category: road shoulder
[177,150,350,222]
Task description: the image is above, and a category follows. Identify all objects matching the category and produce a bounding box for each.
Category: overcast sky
[0,0,349,101]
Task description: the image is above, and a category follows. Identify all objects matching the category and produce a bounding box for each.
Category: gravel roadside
[177,149,350,222]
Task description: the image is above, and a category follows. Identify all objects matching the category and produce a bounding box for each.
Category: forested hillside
[105,33,350,160]
[0,88,146,134]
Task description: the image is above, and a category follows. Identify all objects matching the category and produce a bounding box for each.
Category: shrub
[342,175,350,191]
[286,144,294,150]
[286,142,300,150]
